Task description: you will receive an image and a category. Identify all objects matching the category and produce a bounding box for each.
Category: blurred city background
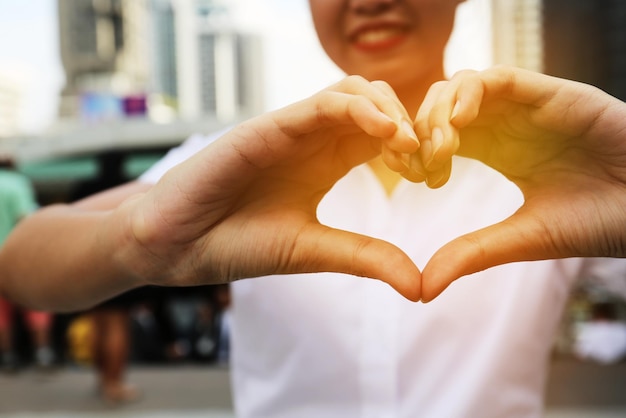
[0,0,626,416]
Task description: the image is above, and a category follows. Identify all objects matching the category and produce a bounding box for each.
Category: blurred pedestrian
[573,302,626,365]
[0,156,55,372]
[70,152,141,404]
[215,285,230,366]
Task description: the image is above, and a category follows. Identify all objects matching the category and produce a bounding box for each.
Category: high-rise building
[57,0,150,119]
[57,0,263,123]
[172,0,263,121]
[149,0,178,105]
[196,30,262,120]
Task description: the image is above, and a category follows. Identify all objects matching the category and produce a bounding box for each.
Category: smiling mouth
[351,27,408,50]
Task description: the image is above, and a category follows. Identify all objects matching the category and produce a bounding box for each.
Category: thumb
[292,225,422,301]
[421,214,557,302]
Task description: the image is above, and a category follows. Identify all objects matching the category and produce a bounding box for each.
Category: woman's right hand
[120,76,424,301]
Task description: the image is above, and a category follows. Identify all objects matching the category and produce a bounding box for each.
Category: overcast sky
[0,0,63,134]
[0,0,491,135]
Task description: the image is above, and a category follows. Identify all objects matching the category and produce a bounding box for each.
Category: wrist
[108,193,159,289]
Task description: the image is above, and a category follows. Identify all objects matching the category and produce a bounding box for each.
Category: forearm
[0,202,145,312]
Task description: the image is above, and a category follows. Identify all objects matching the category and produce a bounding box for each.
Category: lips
[349,23,409,52]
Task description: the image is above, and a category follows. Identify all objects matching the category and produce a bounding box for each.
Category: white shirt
[140,133,622,418]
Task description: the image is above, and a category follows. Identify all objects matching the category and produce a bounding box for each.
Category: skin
[0,77,422,311]
[310,1,626,302]
[11,1,620,308]
[309,0,464,190]
[0,0,469,310]
[408,66,626,301]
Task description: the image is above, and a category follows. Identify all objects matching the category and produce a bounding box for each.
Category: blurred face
[309,0,463,94]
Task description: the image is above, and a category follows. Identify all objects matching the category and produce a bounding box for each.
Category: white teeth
[356,28,403,44]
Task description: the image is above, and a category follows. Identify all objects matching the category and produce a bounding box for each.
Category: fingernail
[424,127,443,168]
[426,168,446,189]
[401,119,420,146]
[432,127,443,152]
[408,153,427,177]
[400,152,411,169]
[421,139,433,168]
[378,111,395,123]
[450,100,461,121]
[399,153,426,177]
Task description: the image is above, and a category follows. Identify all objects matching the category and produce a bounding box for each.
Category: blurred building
[57,0,263,123]
[0,72,24,139]
[10,0,264,202]
[491,0,543,71]
[173,0,263,121]
[543,0,626,101]
[58,0,150,119]
[148,0,178,116]
[491,0,626,101]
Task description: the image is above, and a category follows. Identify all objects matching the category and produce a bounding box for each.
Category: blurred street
[0,357,625,417]
[544,356,626,418]
[0,365,234,418]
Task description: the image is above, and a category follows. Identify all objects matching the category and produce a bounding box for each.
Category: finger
[414,81,458,173]
[430,69,478,127]
[382,146,408,173]
[336,92,417,161]
[381,145,428,183]
[334,77,420,152]
[337,77,412,124]
[448,74,484,129]
[419,71,478,171]
[370,79,404,102]
[414,80,448,140]
[370,80,421,152]
[455,66,580,124]
[420,213,559,302]
[478,67,617,137]
[290,224,422,301]
[478,66,563,108]
[420,124,459,173]
[424,159,452,189]
[401,152,428,183]
[279,90,397,139]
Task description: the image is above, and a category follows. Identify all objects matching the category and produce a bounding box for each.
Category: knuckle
[341,74,368,89]
[429,80,449,92]
[370,79,392,91]
[451,69,477,80]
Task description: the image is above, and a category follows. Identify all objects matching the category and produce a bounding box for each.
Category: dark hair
[0,154,16,170]
[591,302,617,320]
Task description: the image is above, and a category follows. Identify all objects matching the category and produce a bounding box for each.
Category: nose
[349,0,396,15]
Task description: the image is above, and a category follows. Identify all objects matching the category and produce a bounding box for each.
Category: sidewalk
[0,364,233,417]
[1,358,625,417]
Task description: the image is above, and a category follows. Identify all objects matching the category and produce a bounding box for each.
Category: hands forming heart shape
[126,66,626,303]
[3,66,626,312]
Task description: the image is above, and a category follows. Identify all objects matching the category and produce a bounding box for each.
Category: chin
[345,56,428,84]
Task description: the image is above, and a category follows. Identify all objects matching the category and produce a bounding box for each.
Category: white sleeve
[139,127,232,184]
